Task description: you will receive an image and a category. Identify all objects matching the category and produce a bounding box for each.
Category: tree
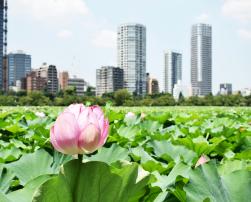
[114,89,132,106]
[85,86,95,96]
[178,92,185,105]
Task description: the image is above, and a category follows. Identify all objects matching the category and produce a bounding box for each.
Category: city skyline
[8,0,251,93]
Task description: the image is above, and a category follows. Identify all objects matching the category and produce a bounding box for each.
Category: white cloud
[238,29,251,40]
[92,30,116,49]
[57,30,73,39]
[10,0,89,22]
[196,13,209,23]
[222,0,251,22]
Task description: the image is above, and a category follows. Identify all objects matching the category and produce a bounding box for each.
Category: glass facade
[164,51,182,94]
[8,51,31,86]
[118,23,146,96]
[191,24,212,96]
[0,1,4,89]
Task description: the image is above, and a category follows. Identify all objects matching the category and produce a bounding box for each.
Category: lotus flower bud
[125,112,135,119]
[50,104,109,155]
[35,112,46,118]
[195,155,209,167]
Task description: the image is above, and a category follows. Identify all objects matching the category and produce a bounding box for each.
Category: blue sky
[8,0,251,93]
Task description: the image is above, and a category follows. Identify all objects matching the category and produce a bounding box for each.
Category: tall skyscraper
[191,23,212,96]
[0,0,8,90]
[164,50,182,94]
[96,66,124,96]
[8,50,31,87]
[118,23,146,96]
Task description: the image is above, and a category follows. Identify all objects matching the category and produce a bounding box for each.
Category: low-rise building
[26,70,47,92]
[146,73,159,95]
[68,76,86,96]
[219,83,232,95]
[26,63,58,94]
[96,66,124,96]
[59,71,69,90]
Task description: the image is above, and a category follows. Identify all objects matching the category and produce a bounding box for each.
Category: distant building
[37,63,48,78]
[59,71,69,90]
[118,23,146,95]
[9,80,22,92]
[164,50,182,94]
[26,70,47,92]
[26,63,58,94]
[96,66,124,96]
[47,65,58,94]
[191,24,212,96]
[173,80,192,100]
[146,73,159,95]
[219,83,232,95]
[8,50,31,88]
[241,88,251,97]
[0,1,6,89]
[68,76,86,96]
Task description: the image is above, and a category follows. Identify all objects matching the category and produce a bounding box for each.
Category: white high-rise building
[164,50,182,94]
[118,23,146,96]
[191,23,212,96]
[173,80,192,100]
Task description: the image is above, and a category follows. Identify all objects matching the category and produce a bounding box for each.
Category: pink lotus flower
[195,155,209,167]
[50,104,109,155]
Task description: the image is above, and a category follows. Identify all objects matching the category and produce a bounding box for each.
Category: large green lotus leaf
[124,114,141,126]
[0,147,22,163]
[3,124,26,133]
[218,160,250,175]
[117,125,141,141]
[112,164,150,202]
[0,164,15,193]
[130,147,168,173]
[9,139,28,150]
[106,108,124,122]
[184,161,251,202]
[153,191,168,202]
[31,176,72,202]
[6,175,52,202]
[152,162,191,191]
[235,149,251,160]
[6,150,54,185]
[84,144,130,164]
[33,160,150,202]
[148,141,197,164]
[0,192,9,202]
[141,120,163,133]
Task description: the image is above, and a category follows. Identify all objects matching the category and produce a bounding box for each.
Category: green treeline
[0,88,251,106]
